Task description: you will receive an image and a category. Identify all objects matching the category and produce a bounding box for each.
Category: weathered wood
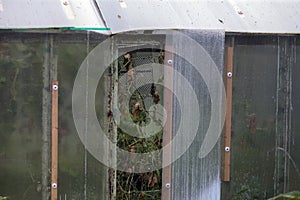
[111,42,118,199]
[162,48,173,200]
[107,40,117,200]
[51,81,59,200]
[223,47,233,182]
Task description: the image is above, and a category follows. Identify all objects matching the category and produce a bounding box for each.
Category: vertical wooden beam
[111,41,118,199]
[107,39,117,200]
[162,48,173,200]
[51,81,59,200]
[223,47,233,182]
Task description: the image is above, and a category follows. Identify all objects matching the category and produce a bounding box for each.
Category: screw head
[53,85,58,91]
[167,59,173,65]
[227,72,232,78]
[225,146,230,152]
[52,183,57,189]
[165,183,171,189]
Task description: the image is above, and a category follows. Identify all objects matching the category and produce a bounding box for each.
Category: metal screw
[227,72,232,78]
[52,183,57,189]
[53,85,58,91]
[167,59,173,65]
[225,146,230,152]
[165,183,171,189]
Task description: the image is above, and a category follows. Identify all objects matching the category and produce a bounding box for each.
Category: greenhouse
[0,0,300,200]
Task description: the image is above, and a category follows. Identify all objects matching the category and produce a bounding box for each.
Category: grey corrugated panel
[1,0,300,34]
[95,0,300,34]
[0,0,111,34]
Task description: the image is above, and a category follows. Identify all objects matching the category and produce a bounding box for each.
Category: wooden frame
[51,81,59,200]
[162,48,173,200]
[223,47,233,182]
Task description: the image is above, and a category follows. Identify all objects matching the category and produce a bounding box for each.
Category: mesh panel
[119,52,161,109]
[116,50,163,200]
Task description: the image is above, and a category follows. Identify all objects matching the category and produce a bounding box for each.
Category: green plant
[268,191,300,200]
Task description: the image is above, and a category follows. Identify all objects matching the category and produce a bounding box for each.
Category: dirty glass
[55,33,109,200]
[0,33,44,199]
[171,30,225,200]
[289,38,300,191]
[225,36,278,200]
[223,36,300,200]
[0,32,110,200]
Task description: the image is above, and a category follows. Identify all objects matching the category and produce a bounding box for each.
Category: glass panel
[171,30,225,200]
[0,32,110,200]
[227,36,278,199]
[56,33,109,199]
[289,38,300,191]
[0,35,43,199]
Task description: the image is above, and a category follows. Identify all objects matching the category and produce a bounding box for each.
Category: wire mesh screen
[116,49,164,200]
[118,51,162,111]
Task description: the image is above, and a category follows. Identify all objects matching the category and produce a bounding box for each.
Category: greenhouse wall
[0,31,299,200]
[222,35,300,199]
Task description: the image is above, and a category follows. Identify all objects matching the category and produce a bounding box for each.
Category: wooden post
[111,42,117,199]
[51,81,59,200]
[162,48,173,200]
[223,47,233,182]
